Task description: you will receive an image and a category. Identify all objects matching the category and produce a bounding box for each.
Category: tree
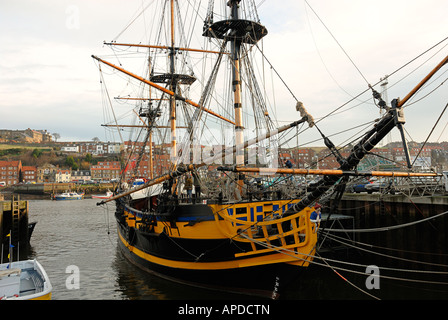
[53,133,61,142]
[85,153,93,163]
[92,137,100,142]
[65,156,75,168]
[32,149,43,159]
[80,160,90,170]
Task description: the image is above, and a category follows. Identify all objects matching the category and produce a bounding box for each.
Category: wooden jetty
[0,195,33,247]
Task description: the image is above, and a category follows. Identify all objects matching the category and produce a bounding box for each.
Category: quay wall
[0,197,29,247]
[9,183,115,196]
[327,193,448,266]
[337,193,448,218]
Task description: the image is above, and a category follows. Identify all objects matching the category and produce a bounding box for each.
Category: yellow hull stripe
[29,292,52,300]
[118,230,311,270]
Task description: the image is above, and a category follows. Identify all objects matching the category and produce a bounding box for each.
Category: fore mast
[150,0,196,189]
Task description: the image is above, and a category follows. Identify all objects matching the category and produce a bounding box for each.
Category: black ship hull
[114,199,313,299]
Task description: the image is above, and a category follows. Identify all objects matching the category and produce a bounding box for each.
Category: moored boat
[91,190,113,199]
[53,191,84,200]
[0,259,52,300]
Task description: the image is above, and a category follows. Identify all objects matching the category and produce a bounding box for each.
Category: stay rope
[319,231,448,270]
[321,210,448,233]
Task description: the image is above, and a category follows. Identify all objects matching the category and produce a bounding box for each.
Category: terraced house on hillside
[90,161,121,182]
[22,165,37,183]
[37,163,58,183]
[55,169,71,183]
[0,160,22,186]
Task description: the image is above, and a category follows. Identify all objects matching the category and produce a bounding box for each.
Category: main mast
[169,0,177,169]
[203,0,267,190]
[229,0,244,169]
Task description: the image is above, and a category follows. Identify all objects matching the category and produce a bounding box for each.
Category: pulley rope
[303,0,370,87]
[323,229,448,258]
[319,231,448,270]
[240,232,448,288]
[305,36,448,128]
[321,210,448,233]
[314,251,380,300]
[412,102,448,167]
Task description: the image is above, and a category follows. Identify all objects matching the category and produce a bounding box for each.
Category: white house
[71,170,91,183]
[55,169,71,183]
[61,146,79,152]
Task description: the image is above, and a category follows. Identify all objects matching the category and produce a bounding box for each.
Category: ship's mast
[229,0,244,168]
[95,0,268,188]
[229,0,245,190]
[169,0,177,169]
[202,0,267,191]
[148,56,154,179]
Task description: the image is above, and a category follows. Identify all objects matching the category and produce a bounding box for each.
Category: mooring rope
[322,230,448,258]
[238,233,382,299]
[315,251,381,300]
[319,231,448,270]
[240,227,448,300]
[322,210,448,233]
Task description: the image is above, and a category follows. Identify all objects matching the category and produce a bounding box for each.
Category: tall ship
[92,0,447,298]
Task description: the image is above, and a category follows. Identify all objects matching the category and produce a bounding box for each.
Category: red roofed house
[0,160,22,186]
[22,166,37,183]
[90,161,121,182]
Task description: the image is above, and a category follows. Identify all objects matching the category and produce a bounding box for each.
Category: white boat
[91,190,113,199]
[53,191,84,200]
[0,259,52,300]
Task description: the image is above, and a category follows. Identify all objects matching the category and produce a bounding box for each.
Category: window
[235,207,247,214]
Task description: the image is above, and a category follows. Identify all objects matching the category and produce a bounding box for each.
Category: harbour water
[9,198,448,300]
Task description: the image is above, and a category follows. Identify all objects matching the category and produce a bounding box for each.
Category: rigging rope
[112,0,155,42]
[303,0,370,87]
[322,210,448,233]
[322,229,448,258]
[412,102,448,167]
[98,64,125,145]
[238,223,448,300]
[319,231,448,270]
[253,42,300,103]
[309,36,448,127]
[240,230,448,299]
[315,251,381,300]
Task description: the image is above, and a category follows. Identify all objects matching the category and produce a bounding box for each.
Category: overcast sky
[1,0,447,145]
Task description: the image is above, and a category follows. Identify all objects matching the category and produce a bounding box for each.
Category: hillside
[0,143,118,170]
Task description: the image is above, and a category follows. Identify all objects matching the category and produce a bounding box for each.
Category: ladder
[11,196,20,244]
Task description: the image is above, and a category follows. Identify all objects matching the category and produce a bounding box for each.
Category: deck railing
[212,202,316,258]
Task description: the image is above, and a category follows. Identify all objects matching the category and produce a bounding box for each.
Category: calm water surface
[17,199,448,300]
[23,199,247,300]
